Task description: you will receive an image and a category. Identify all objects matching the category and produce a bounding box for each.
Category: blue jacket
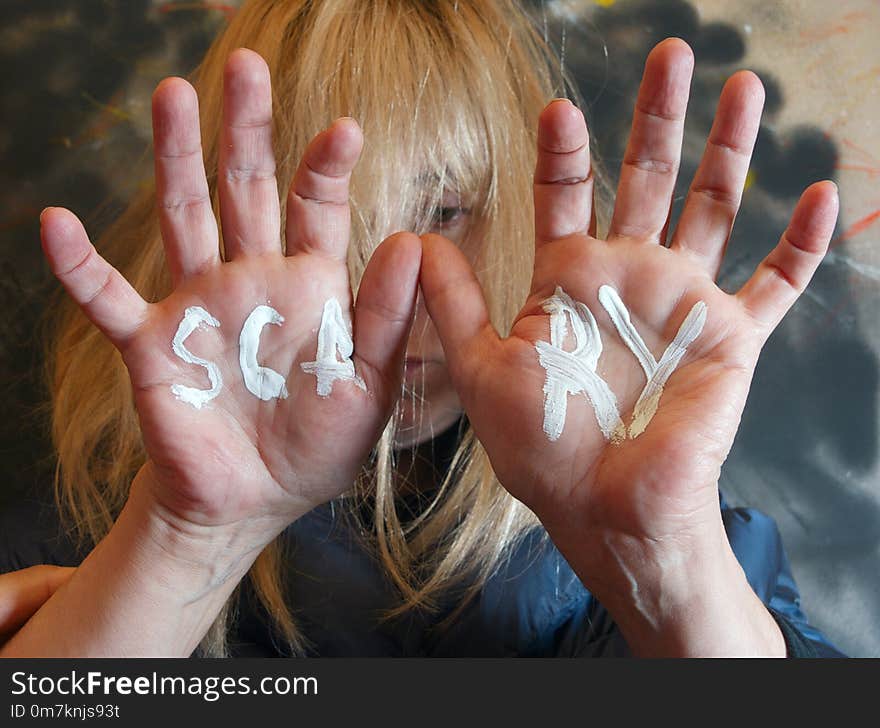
[226,490,843,657]
[0,481,842,657]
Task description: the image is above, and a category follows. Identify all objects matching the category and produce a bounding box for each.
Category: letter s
[170,306,223,409]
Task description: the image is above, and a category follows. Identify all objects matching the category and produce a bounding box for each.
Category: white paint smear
[171,306,223,409]
[239,305,289,402]
[300,297,366,397]
[536,286,625,442]
[598,285,707,438]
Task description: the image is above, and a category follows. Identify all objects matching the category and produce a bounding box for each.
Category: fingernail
[40,207,52,223]
[550,97,573,107]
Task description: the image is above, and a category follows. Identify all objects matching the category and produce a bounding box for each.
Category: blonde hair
[48,0,611,656]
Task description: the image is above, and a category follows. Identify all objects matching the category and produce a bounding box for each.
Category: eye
[431,206,468,227]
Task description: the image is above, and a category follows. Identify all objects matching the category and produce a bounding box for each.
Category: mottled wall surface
[0,0,233,546]
[1,1,877,655]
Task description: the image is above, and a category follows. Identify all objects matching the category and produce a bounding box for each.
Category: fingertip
[305,118,364,176]
[541,96,581,118]
[152,76,195,104]
[538,98,588,154]
[723,69,766,108]
[653,37,695,67]
[419,232,456,268]
[817,178,839,198]
[39,205,78,238]
[824,180,841,214]
[803,179,840,216]
[226,47,270,80]
[222,48,272,116]
[547,97,573,108]
[328,116,364,159]
[383,230,422,253]
[151,77,201,150]
[39,207,85,269]
[376,231,422,279]
[637,37,694,117]
[333,116,363,137]
[785,181,840,256]
[739,69,766,98]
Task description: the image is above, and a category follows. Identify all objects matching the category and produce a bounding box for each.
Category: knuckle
[623,154,676,175]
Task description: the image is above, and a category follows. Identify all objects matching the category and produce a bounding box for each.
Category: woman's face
[393,188,475,448]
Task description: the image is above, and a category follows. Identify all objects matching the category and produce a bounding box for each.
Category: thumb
[419,233,499,384]
[353,232,422,396]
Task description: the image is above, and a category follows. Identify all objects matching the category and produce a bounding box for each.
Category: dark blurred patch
[691,21,746,63]
[754,127,840,198]
[809,335,879,470]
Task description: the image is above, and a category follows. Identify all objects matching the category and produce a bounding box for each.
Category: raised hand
[420,39,838,654]
[40,49,420,556]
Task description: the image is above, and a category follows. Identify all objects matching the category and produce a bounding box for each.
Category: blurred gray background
[1,0,877,655]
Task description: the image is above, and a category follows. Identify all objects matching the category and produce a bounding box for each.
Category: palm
[531,239,758,527]
[40,50,420,530]
[124,255,379,523]
[458,238,750,531]
[421,39,838,551]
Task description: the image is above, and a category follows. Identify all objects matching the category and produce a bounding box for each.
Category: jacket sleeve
[720,493,845,658]
[555,493,846,658]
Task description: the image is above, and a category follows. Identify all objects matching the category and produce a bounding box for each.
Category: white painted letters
[239,305,289,402]
[598,286,706,438]
[537,285,706,442]
[171,297,368,408]
[300,297,366,397]
[536,287,625,442]
[171,306,223,409]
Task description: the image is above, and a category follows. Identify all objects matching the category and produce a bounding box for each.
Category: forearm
[0,469,280,657]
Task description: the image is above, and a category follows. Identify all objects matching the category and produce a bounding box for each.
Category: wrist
[568,526,786,657]
[126,466,281,600]
[129,459,318,589]
[69,466,302,655]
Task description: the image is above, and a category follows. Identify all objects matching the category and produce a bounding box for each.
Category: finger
[353,232,421,395]
[0,565,75,640]
[419,233,499,382]
[737,181,839,330]
[152,77,220,285]
[671,71,765,276]
[608,38,694,242]
[533,99,593,247]
[285,118,363,261]
[40,208,149,347]
[218,48,281,259]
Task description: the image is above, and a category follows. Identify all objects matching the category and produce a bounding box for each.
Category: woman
[0,0,841,657]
